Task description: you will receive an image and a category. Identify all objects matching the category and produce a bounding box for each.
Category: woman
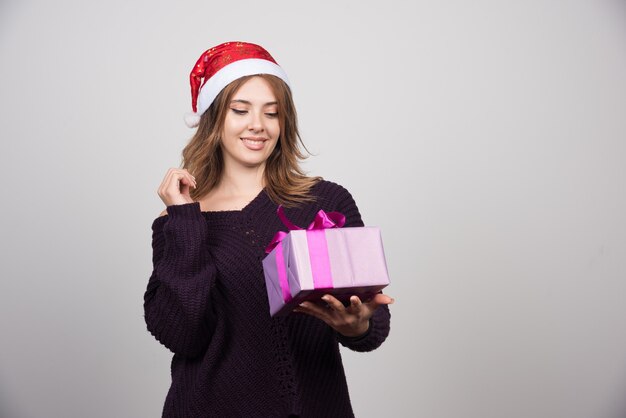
[144,41,393,417]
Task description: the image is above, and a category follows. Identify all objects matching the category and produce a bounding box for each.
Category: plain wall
[1,0,625,417]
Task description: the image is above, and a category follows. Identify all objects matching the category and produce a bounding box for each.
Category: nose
[248,110,264,133]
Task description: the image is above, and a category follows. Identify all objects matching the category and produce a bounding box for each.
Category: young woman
[144,41,393,417]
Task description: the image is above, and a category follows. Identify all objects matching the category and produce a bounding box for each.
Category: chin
[239,157,269,168]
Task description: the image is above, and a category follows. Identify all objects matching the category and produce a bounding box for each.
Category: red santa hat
[184,41,291,128]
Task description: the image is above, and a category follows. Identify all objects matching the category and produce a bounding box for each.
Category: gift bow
[265,206,346,254]
[265,206,346,304]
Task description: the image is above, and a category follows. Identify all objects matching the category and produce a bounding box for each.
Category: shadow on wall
[0,390,22,418]
[611,394,626,418]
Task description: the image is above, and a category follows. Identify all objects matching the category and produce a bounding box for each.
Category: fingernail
[321,296,330,302]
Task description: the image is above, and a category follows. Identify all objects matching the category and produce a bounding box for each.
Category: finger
[180,181,191,198]
[158,168,177,193]
[185,171,197,188]
[182,169,196,182]
[180,176,194,194]
[364,293,395,310]
[321,294,345,312]
[158,169,176,198]
[178,172,197,190]
[166,168,196,185]
[171,173,194,196]
[179,169,197,187]
[158,169,197,205]
[299,301,328,315]
[167,172,184,196]
[348,295,363,312]
[159,169,187,191]
[294,301,332,322]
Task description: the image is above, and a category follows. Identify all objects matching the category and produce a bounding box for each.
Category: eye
[231,108,247,115]
[265,112,278,118]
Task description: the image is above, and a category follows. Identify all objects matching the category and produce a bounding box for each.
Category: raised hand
[157,168,197,207]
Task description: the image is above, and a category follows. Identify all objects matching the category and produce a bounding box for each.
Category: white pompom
[184,112,201,128]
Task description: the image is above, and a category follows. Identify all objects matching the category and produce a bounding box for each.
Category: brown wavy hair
[180,74,320,207]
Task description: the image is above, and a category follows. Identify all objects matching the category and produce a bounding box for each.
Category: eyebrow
[230,99,278,106]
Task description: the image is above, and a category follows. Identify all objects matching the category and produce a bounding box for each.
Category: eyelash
[230,109,278,118]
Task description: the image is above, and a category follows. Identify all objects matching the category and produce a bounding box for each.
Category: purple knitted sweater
[144,180,391,417]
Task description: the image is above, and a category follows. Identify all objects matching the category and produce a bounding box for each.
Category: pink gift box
[262,226,390,317]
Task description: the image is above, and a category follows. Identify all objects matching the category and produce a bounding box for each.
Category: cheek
[223,116,245,136]
[269,120,281,140]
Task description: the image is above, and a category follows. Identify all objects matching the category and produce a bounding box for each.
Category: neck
[217,162,266,197]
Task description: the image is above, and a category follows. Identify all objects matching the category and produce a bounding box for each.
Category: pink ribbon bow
[265,206,346,253]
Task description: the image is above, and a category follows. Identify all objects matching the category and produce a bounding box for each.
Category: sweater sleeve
[332,185,391,352]
[143,202,217,358]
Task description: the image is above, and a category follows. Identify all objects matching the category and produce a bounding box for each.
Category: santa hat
[184,41,291,128]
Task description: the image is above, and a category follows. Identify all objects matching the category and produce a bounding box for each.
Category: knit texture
[144,180,391,417]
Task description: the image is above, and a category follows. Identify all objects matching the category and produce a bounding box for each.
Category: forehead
[231,76,277,103]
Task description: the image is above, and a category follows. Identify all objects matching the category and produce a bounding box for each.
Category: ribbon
[265,206,346,303]
[265,206,345,253]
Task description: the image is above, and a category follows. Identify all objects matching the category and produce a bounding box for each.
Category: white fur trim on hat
[196,58,291,117]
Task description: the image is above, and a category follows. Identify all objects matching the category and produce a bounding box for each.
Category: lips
[241,137,268,151]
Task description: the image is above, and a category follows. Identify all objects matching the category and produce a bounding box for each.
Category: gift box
[262,207,390,317]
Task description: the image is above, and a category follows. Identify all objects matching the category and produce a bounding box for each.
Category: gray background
[1,0,626,417]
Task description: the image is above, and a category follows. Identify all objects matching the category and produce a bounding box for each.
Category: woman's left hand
[293,293,394,338]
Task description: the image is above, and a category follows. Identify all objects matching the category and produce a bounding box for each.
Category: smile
[241,137,268,151]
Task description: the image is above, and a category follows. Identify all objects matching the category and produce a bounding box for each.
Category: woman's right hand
[157,168,197,207]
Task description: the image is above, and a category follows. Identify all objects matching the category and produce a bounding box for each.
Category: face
[220,76,280,170]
